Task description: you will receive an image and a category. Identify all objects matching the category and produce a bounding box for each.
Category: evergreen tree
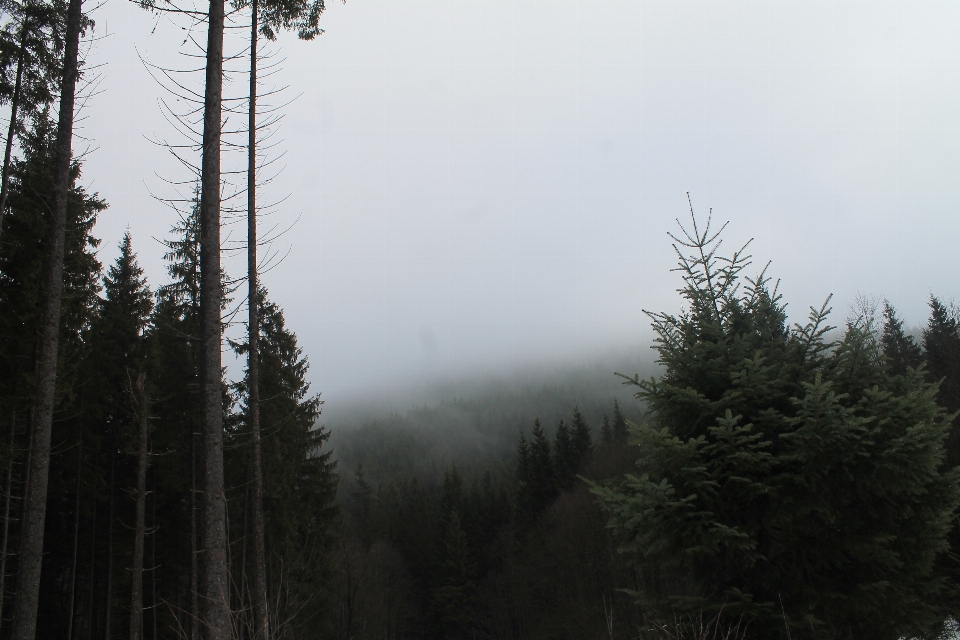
[592,212,960,639]
[600,413,612,444]
[553,419,575,491]
[230,287,337,637]
[611,399,628,442]
[12,0,87,631]
[923,296,960,467]
[516,418,556,520]
[432,511,477,635]
[0,112,103,639]
[570,405,591,467]
[881,301,923,377]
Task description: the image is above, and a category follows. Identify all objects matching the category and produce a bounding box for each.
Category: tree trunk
[10,0,83,635]
[86,451,98,640]
[0,13,28,240]
[66,440,82,640]
[105,442,115,640]
[0,411,17,638]
[150,455,157,640]
[247,4,269,639]
[130,374,150,640]
[190,430,198,640]
[200,0,229,633]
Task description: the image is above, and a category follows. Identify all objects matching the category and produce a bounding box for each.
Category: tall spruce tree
[881,301,923,377]
[0,0,64,233]
[0,111,102,639]
[150,202,204,640]
[229,287,337,637]
[12,0,86,633]
[923,296,960,468]
[570,405,591,467]
[241,0,325,631]
[592,210,960,639]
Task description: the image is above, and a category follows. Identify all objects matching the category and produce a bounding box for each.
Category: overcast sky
[78,0,960,401]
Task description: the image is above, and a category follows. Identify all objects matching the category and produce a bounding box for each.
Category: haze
[79,0,960,403]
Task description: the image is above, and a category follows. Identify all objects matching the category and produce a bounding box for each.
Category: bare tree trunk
[200,0,229,632]
[130,374,150,640]
[150,455,157,640]
[10,0,83,635]
[105,442,115,640]
[0,411,17,638]
[86,451,98,640]
[247,4,269,640]
[190,430,199,640]
[66,440,82,640]
[0,13,28,240]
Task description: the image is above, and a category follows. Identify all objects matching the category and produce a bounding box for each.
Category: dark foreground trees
[592,210,960,640]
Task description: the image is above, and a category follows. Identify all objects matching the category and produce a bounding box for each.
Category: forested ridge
[1,0,960,639]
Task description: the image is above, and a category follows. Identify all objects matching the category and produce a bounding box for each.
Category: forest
[1,0,960,639]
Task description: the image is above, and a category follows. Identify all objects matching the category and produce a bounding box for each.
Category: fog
[78,0,960,404]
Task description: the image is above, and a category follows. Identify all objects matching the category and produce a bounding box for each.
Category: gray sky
[79,0,960,402]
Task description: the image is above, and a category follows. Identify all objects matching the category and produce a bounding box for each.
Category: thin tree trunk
[0,13,28,240]
[130,374,150,640]
[10,0,83,635]
[200,0,229,631]
[66,439,82,640]
[150,454,157,640]
[0,411,17,638]
[86,451,98,640]
[247,4,269,639]
[190,430,198,640]
[105,442,115,640]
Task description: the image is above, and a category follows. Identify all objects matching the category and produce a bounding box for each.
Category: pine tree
[881,301,923,377]
[592,210,960,639]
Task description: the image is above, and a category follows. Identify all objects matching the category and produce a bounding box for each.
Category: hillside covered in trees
[0,0,959,639]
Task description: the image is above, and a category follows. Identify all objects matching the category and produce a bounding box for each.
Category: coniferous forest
[0,1,959,640]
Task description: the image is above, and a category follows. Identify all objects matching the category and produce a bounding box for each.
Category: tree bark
[130,374,149,640]
[105,442,115,640]
[0,411,17,638]
[0,11,28,240]
[66,439,82,640]
[86,451,98,640]
[247,4,269,639]
[190,430,199,640]
[9,0,83,635]
[200,0,229,634]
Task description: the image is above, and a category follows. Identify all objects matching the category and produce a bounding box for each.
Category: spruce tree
[592,210,960,639]
[553,419,575,491]
[600,413,612,444]
[923,296,960,468]
[881,301,923,377]
[229,287,337,634]
[611,399,628,443]
[12,0,86,631]
[570,405,591,467]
